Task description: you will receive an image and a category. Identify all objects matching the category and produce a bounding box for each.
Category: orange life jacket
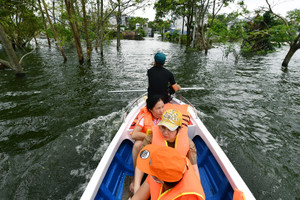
[131,103,189,134]
[152,125,189,157]
[147,159,205,200]
[164,103,190,126]
[233,188,246,200]
[130,107,155,134]
[139,107,155,133]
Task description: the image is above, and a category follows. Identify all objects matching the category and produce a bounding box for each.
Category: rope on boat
[123,92,147,121]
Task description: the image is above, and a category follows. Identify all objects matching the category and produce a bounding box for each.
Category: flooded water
[0,36,299,199]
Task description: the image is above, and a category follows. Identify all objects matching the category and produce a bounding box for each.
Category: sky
[132,0,300,21]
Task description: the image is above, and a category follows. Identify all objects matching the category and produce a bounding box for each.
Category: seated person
[130,95,164,191]
[130,144,205,200]
[133,109,200,194]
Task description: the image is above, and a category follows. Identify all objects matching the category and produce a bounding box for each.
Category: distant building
[171,17,187,35]
[135,23,140,30]
[109,15,130,28]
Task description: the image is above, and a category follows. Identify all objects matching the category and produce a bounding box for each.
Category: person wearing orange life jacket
[131,95,165,168]
[130,95,165,192]
[131,98,189,171]
[129,144,205,200]
[130,101,190,193]
[133,109,200,194]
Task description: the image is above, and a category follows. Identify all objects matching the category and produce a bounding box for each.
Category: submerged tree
[81,0,92,62]
[37,0,51,48]
[155,0,196,47]
[0,24,25,76]
[64,0,83,64]
[266,0,300,67]
[0,0,42,48]
[109,0,150,50]
[41,0,67,62]
[195,0,234,54]
[241,11,281,54]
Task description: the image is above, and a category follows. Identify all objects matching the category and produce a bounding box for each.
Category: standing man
[147,52,181,103]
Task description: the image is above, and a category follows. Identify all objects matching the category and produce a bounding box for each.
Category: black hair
[146,95,164,111]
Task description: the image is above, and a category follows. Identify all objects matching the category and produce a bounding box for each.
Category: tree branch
[19,47,36,65]
[0,59,12,69]
[265,0,291,36]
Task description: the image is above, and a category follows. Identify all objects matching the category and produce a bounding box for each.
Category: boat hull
[81,96,255,200]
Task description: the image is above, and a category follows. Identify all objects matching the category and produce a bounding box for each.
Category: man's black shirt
[147,66,176,103]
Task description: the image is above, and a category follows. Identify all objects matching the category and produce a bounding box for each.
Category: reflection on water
[0,38,300,199]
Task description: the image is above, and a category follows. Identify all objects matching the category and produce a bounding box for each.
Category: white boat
[81,94,255,200]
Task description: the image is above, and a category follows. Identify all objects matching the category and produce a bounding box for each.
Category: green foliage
[0,1,43,47]
[241,11,282,55]
[164,31,171,40]
[154,19,171,30]
[209,18,228,43]
[208,13,246,44]
[163,29,181,42]
[172,30,180,41]
[137,27,146,37]
[128,17,148,30]
[287,9,300,23]
[53,23,73,46]
[180,34,187,44]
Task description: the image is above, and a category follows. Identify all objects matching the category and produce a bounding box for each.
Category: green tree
[0,0,43,48]
[41,0,67,62]
[155,0,196,47]
[154,19,171,39]
[266,0,300,67]
[0,23,25,76]
[128,17,148,30]
[109,0,150,50]
[241,11,281,54]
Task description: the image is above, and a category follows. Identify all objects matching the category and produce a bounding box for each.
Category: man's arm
[130,180,150,200]
[133,167,145,194]
[133,134,152,193]
[172,83,181,92]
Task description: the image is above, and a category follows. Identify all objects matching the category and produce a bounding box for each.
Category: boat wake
[64,109,126,199]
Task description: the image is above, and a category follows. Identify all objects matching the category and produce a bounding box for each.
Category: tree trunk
[95,0,100,51]
[42,0,67,62]
[100,0,104,56]
[282,33,300,67]
[186,15,192,47]
[282,45,299,67]
[186,3,194,48]
[116,0,121,50]
[52,0,56,24]
[37,0,51,48]
[0,24,25,76]
[34,36,38,46]
[180,16,185,45]
[65,0,84,64]
[81,0,92,62]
